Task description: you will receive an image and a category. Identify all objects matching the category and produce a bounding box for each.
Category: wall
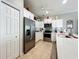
[0,0,24,56]
[56,12,78,34]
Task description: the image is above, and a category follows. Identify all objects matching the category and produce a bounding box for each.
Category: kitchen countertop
[56,33,78,40]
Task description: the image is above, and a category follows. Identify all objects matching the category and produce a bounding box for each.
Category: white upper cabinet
[43,18,63,28]
[35,21,44,28]
[44,18,52,23]
[52,19,63,28]
[24,8,34,20]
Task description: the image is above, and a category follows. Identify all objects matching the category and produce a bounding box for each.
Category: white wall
[57,12,78,34]
[0,0,24,56]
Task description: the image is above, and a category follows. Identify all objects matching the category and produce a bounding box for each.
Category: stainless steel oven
[44,23,52,42]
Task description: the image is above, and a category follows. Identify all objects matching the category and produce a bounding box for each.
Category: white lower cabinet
[0,1,20,59]
[35,32,43,42]
[51,33,56,41]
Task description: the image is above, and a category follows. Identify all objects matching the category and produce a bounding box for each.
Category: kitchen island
[56,33,78,59]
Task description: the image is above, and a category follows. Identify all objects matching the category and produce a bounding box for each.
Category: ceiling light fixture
[46,10,48,14]
[42,8,44,10]
[62,0,68,4]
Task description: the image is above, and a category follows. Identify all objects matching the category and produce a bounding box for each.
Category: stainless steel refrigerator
[23,17,35,54]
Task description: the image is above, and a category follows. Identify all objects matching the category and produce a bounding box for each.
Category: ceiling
[24,0,78,16]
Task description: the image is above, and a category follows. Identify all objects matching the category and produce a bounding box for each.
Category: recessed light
[41,8,44,10]
[46,10,48,14]
[62,0,68,4]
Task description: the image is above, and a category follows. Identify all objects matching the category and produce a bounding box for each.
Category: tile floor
[17,40,57,59]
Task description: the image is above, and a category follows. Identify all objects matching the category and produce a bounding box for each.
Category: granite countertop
[56,33,78,40]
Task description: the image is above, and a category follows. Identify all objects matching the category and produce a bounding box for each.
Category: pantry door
[0,1,20,59]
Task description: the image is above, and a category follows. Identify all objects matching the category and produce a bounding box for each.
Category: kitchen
[0,0,78,59]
